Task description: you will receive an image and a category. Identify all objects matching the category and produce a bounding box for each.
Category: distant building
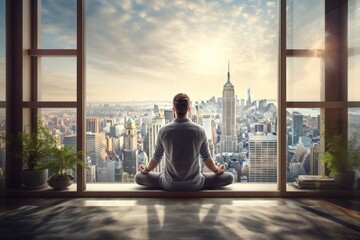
[109,124,123,138]
[86,118,99,133]
[64,132,106,169]
[115,161,124,182]
[220,63,238,153]
[292,112,303,145]
[248,132,277,182]
[106,160,116,182]
[164,109,175,124]
[299,136,312,148]
[246,88,252,108]
[123,117,138,175]
[202,115,213,140]
[137,150,149,170]
[86,165,96,183]
[148,117,165,173]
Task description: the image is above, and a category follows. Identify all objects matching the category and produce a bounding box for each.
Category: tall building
[220,63,238,153]
[109,124,123,138]
[123,117,138,175]
[292,112,303,145]
[148,117,165,173]
[248,131,277,182]
[124,117,137,151]
[202,115,215,158]
[164,109,175,124]
[86,118,99,133]
[64,132,107,182]
[246,88,252,108]
[202,115,212,141]
[64,132,106,168]
[137,150,149,170]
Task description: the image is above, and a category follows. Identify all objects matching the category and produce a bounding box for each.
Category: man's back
[154,118,210,182]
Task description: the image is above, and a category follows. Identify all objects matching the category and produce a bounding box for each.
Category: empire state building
[220,63,238,153]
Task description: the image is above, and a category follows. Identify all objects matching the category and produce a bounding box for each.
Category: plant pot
[334,170,355,189]
[21,169,48,189]
[48,175,73,190]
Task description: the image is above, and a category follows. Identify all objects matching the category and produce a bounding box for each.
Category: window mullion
[278,0,287,193]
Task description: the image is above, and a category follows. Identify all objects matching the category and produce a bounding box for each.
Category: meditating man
[135,93,233,191]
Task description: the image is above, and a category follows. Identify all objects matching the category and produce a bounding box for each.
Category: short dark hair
[173,93,190,116]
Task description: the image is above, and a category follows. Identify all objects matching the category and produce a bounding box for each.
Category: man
[135,93,233,191]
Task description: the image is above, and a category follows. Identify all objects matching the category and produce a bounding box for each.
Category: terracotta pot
[21,169,48,189]
[48,175,73,190]
[334,170,355,189]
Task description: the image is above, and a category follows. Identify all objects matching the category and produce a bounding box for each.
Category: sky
[40,0,280,102]
[0,0,359,102]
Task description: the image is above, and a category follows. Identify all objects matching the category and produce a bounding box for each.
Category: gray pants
[135,172,234,190]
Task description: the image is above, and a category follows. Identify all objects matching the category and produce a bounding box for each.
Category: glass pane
[86,0,279,189]
[39,57,76,101]
[348,0,360,101]
[348,108,360,188]
[0,108,5,181]
[40,0,77,49]
[286,109,332,191]
[287,0,325,49]
[0,0,5,101]
[40,108,77,191]
[287,57,324,101]
[348,108,360,139]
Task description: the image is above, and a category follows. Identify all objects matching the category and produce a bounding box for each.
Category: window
[348,0,360,181]
[85,0,279,189]
[348,0,360,101]
[4,0,358,196]
[40,0,77,49]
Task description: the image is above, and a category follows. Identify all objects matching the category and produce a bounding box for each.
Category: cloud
[40,0,77,48]
[266,2,276,8]
[40,0,280,102]
[39,58,77,101]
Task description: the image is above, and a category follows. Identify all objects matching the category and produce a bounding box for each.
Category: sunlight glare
[187,39,229,73]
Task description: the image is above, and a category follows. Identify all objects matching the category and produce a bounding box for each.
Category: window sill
[5,182,359,198]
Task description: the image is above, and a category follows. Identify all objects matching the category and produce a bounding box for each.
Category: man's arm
[139,159,159,174]
[203,158,225,175]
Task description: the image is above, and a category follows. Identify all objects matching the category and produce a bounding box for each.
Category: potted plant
[1,120,56,189]
[45,145,86,190]
[320,133,360,189]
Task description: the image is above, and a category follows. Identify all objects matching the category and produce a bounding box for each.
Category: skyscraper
[248,131,277,182]
[149,116,165,173]
[123,117,138,175]
[292,111,303,145]
[86,118,99,133]
[246,88,252,108]
[220,62,238,153]
[64,132,106,168]
[202,115,215,158]
[64,132,107,182]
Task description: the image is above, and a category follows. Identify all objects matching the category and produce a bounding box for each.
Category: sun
[183,38,230,74]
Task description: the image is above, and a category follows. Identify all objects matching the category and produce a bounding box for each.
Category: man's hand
[139,164,149,174]
[215,164,225,175]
